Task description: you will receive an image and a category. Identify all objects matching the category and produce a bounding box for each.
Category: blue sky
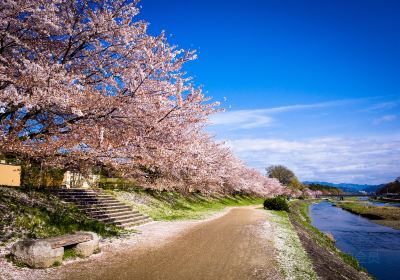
[139,0,400,184]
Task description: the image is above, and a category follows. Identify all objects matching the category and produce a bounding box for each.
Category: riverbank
[335,201,400,230]
[266,209,318,280]
[288,200,371,280]
[310,199,400,280]
[376,197,400,203]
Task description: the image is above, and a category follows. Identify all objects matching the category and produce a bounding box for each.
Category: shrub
[264,196,289,212]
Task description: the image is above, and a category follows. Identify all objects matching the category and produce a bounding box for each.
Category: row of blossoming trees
[0,0,292,196]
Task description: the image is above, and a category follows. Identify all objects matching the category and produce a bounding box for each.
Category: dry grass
[374,220,400,229]
[336,202,400,230]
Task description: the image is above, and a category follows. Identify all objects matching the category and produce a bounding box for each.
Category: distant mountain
[376,178,400,194]
[303,181,383,193]
[364,184,385,193]
[306,183,343,194]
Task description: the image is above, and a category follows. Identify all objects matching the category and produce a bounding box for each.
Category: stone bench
[11,232,99,268]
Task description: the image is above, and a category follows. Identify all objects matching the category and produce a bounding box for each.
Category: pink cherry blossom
[0,0,285,196]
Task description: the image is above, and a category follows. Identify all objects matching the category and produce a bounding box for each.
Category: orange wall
[0,164,21,187]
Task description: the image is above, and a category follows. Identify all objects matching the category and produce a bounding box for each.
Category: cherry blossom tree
[0,0,284,196]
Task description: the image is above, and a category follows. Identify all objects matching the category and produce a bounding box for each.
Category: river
[309,201,400,280]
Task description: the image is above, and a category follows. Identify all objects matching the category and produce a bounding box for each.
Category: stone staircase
[52,188,152,229]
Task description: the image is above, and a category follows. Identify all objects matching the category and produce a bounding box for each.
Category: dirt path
[46,207,281,280]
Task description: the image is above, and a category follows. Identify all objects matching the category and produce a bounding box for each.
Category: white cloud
[226,137,400,184]
[212,96,400,130]
[210,110,273,129]
[210,96,400,184]
[362,101,399,112]
[210,100,348,129]
[373,114,397,125]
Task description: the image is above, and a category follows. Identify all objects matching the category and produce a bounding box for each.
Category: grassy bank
[266,210,318,280]
[0,187,122,244]
[0,186,263,244]
[335,201,400,230]
[288,200,371,280]
[110,189,263,220]
[375,197,400,203]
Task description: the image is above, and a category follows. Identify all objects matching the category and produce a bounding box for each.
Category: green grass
[289,200,367,272]
[335,201,400,230]
[52,261,62,267]
[93,247,101,254]
[0,186,123,243]
[111,189,263,221]
[336,202,400,219]
[5,253,28,268]
[63,246,78,260]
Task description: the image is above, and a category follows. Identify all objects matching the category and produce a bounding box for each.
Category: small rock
[325,232,336,242]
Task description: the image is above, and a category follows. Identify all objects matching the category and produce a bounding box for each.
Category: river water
[309,201,400,280]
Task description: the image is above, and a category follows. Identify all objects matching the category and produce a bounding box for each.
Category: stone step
[98,213,145,223]
[52,189,99,193]
[80,205,132,212]
[79,205,125,210]
[58,193,112,197]
[61,197,116,203]
[59,188,98,190]
[57,193,112,197]
[113,215,150,226]
[85,208,138,216]
[52,188,152,229]
[121,218,153,228]
[59,194,114,198]
[54,192,100,196]
[91,210,141,219]
[55,192,100,196]
[75,200,123,206]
